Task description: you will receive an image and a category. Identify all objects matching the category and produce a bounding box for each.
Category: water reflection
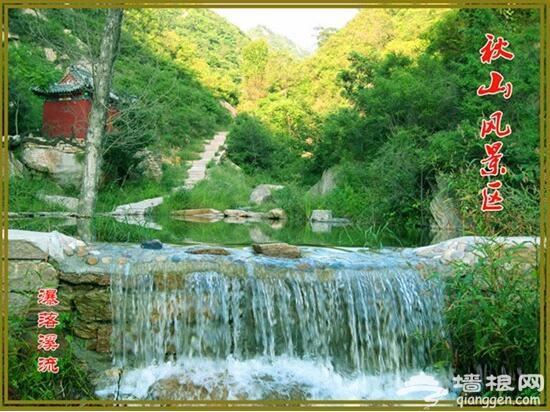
[8,215,434,248]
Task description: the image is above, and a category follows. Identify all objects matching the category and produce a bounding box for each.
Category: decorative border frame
[0,1,547,409]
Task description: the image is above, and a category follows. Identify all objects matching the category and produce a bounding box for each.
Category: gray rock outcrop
[309,167,339,196]
[249,184,284,205]
[430,175,463,242]
[8,151,25,178]
[20,138,84,187]
[38,194,79,212]
[133,149,163,182]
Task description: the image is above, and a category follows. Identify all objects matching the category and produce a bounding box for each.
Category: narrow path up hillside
[111,131,227,217]
[179,131,227,190]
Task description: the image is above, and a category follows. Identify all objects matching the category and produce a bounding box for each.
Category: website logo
[396,372,449,407]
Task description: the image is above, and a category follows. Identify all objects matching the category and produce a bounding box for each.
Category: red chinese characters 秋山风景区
[480,141,507,177]
[479,110,512,139]
[481,180,504,212]
[477,71,513,99]
[477,33,514,212]
[479,33,515,64]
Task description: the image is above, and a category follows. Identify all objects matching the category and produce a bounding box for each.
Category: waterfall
[101,246,449,400]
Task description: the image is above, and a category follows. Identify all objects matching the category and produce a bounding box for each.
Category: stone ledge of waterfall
[59,271,111,286]
[8,229,86,261]
[252,242,302,259]
[8,230,538,276]
[412,235,539,267]
[185,247,231,256]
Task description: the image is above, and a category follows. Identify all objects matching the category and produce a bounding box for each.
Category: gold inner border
[0,1,548,410]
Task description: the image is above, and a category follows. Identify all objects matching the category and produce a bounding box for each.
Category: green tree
[240,39,269,105]
[226,113,276,174]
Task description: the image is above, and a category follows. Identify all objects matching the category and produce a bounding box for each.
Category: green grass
[158,163,254,214]
[91,216,162,243]
[95,180,165,213]
[8,217,78,233]
[9,157,427,247]
[8,173,76,212]
[176,139,210,162]
[440,240,539,391]
[8,314,97,400]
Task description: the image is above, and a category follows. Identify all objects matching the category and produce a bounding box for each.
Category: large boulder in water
[310,210,332,222]
[252,242,301,259]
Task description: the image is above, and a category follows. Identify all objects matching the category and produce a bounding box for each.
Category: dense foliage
[229,8,540,236]
[8,7,540,237]
[247,25,308,59]
[8,314,97,400]
[127,9,247,104]
[443,242,539,388]
[226,114,277,173]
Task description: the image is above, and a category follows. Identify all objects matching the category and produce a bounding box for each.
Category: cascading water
[96,245,452,401]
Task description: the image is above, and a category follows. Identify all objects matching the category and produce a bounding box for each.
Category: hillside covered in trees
[226,8,540,239]
[8,8,245,149]
[8,7,541,245]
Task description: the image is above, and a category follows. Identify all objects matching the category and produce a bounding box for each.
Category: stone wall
[9,258,112,353]
[7,231,113,380]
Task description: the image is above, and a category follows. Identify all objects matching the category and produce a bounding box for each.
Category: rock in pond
[252,243,301,259]
[141,239,163,250]
[310,209,333,222]
[171,208,223,217]
[267,208,286,220]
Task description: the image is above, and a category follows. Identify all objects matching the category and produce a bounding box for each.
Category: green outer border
[0,1,548,410]
[2,0,9,408]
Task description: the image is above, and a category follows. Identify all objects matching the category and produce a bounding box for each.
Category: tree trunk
[78,9,123,239]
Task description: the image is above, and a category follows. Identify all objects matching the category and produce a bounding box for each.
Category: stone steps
[110,131,228,220]
[177,131,227,190]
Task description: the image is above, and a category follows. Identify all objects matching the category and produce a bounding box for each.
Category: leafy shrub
[226,114,277,174]
[443,241,539,387]
[310,108,367,174]
[269,185,313,224]
[449,167,539,236]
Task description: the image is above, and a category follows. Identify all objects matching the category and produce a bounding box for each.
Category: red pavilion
[32,65,119,140]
